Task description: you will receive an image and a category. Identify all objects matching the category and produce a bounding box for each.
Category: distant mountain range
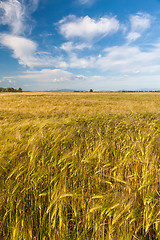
[1,88,159,93]
[44,89,160,92]
[45,89,77,92]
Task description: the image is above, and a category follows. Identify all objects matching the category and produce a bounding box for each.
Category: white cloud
[0,34,69,68]
[60,41,91,52]
[130,12,151,32]
[67,53,95,68]
[57,43,160,77]
[0,0,25,35]
[2,68,105,84]
[19,69,75,82]
[0,1,45,68]
[126,32,141,42]
[2,69,160,91]
[97,44,160,74]
[0,33,69,68]
[0,0,39,35]
[58,15,119,40]
[0,34,38,66]
[126,12,152,42]
[0,4,159,82]
[2,68,110,91]
[1,33,160,77]
[27,0,39,13]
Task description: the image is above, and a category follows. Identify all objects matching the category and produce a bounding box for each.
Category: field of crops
[0,92,160,240]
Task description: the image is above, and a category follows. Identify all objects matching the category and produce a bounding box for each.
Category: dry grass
[0,92,160,239]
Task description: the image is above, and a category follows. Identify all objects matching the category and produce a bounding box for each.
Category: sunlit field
[0,92,160,240]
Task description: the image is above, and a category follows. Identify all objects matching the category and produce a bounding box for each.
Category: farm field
[0,92,160,240]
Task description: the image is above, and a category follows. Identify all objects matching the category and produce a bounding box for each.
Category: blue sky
[0,0,160,91]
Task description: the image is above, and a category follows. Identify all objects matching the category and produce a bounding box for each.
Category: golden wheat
[0,92,160,239]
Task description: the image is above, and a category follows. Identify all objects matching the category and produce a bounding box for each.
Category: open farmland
[0,92,160,240]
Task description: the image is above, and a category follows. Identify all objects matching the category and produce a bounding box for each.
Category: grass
[0,92,160,239]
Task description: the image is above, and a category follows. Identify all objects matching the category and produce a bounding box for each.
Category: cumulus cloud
[0,0,39,35]
[2,68,160,91]
[62,53,95,68]
[130,12,151,31]
[19,69,75,82]
[126,32,141,42]
[1,33,160,75]
[0,0,45,68]
[57,42,160,77]
[0,0,25,35]
[9,68,103,83]
[58,15,120,40]
[0,34,38,66]
[0,33,68,68]
[126,12,152,42]
[0,1,69,69]
[0,2,159,83]
[98,45,144,72]
[60,41,91,52]
[97,44,160,74]
[2,68,108,91]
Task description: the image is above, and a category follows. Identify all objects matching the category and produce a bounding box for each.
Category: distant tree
[3,87,22,92]
[11,88,15,92]
[18,88,22,92]
[5,88,11,92]
[90,89,93,92]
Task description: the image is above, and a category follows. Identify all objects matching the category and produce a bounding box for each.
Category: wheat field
[0,92,160,239]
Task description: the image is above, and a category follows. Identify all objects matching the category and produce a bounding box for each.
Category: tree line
[0,87,22,92]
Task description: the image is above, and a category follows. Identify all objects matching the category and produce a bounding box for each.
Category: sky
[0,0,160,91]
